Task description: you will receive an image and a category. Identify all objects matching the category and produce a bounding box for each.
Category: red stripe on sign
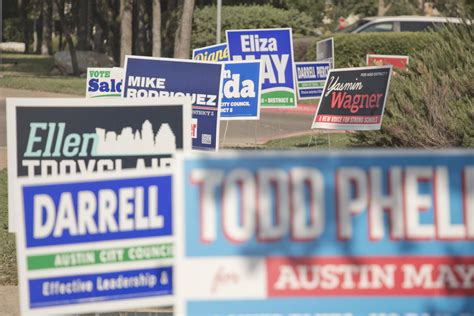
[315,114,381,124]
[266,256,474,297]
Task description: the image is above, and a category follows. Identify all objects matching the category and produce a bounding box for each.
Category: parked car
[340,16,462,33]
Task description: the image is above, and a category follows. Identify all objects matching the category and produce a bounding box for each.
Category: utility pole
[216,0,221,43]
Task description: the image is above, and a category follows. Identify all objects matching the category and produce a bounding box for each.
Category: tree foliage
[191,5,314,49]
[350,22,474,147]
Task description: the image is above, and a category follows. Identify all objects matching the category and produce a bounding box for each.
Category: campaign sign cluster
[176,150,474,315]
[15,171,175,315]
[86,67,124,98]
[221,61,262,120]
[192,43,229,62]
[122,56,223,151]
[226,28,297,108]
[295,61,330,100]
[312,65,392,130]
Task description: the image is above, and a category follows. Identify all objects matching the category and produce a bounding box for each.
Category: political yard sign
[15,170,175,315]
[86,67,124,98]
[367,54,409,70]
[123,56,224,151]
[295,62,330,100]
[176,150,474,315]
[7,98,191,232]
[193,43,229,62]
[221,60,262,120]
[316,37,334,67]
[226,28,297,108]
[312,65,392,130]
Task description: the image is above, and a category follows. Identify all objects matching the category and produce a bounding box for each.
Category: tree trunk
[35,0,44,54]
[21,0,31,53]
[174,0,194,59]
[41,0,53,55]
[58,0,65,50]
[77,0,89,50]
[91,1,109,53]
[120,0,133,66]
[134,0,148,56]
[54,0,79,75]
[152,0,162,56]
[110,0,121,65]
[377,0,391,16]
[132,0,139,54]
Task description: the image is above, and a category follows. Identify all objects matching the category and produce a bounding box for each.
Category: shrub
[303,32,438,67]
[350,22,474,148]
[192,5,314,49]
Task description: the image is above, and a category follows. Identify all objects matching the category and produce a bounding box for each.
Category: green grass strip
[91,93,122,98]
[298,81,325,88]
[27,242,173,271]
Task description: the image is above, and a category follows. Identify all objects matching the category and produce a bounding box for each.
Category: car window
[338,19,370,33]
[400,21,436,32]
[358,22,394,33]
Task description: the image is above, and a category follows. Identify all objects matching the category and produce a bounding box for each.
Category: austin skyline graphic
[95,120,176,156]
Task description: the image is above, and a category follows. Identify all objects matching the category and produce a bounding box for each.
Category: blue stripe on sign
[187,297,474,315]
[23,176,173,248]
[28,267,173,308]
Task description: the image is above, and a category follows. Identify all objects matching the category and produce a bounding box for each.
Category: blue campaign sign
[177,150,474,315]
[29,267,172,308]
[226,28,297,108]
[295,61,330,100]
[15,170,175,315]
[221,61,262,120]
[22,176,172,248]
[123,56,223,151]
[193,43,229,62]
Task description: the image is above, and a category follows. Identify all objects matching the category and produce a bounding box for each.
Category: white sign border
[294,61,331,101]
[7,97,192,232]
[316,37,335,68]
[220,59,263,121]
[122,55,224,152]
[310,65,393,131]
[225,27,298,109]
[15,168,177,316]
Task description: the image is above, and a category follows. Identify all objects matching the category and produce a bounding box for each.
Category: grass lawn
[264,132,352,149]
[0,53,85,95]
[0,169,17,285]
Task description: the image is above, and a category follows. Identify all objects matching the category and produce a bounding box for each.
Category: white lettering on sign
[190,166,474,242]
[274,263,396,290]
[223,73,256,99]
[241,35,278,52]
[128,76,166,89]
[232,55,288,85]
[33,186,164,239]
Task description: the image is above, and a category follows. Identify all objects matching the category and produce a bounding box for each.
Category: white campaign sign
[86,67,124,98]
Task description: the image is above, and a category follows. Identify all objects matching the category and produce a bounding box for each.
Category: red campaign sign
[312,66,392,131]
[367,54,409,70]
[267,256,474,297]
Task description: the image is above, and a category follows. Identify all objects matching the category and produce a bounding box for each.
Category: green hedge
[303,32,439,67]
[192,5,314,49]
[350,23,474,148]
